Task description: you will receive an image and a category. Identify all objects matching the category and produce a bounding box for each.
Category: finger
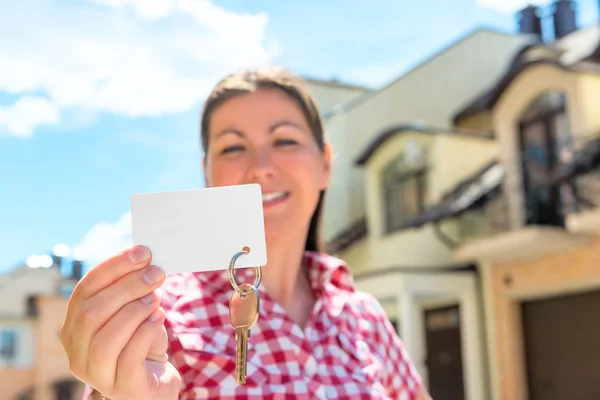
[115,307,167,395]
[71,246,152,305]
[71,263,166,356]
[84,292,161,393]
[62,246,152,341]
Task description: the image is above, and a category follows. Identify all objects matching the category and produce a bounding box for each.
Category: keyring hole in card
[242,246,251,254]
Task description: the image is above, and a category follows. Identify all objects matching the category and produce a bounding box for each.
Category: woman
[61,66,432,400]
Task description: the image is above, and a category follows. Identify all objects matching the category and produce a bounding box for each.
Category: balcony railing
[544,134,600,217]
[571,167,600,212]
[455,189,512,244]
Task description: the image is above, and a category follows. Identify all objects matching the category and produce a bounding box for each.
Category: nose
[246,148,275,181]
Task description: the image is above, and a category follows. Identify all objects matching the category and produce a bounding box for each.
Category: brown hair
[200,65,327,253]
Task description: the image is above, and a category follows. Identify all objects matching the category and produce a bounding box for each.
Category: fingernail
[142,266,165,285]
[149,308,163,322]
[140,292,156,304]
[129,246,150,264]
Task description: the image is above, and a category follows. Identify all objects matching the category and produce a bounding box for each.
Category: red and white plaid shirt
[85,251,423,399]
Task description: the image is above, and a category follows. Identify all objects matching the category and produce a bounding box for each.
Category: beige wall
[577,73,600,136]
[336,237,372,276]
[321,29,530,245]
[0,267,62,317]
[1,368,35,399]
[321,110,358,241]
[430,134,498,201]
[35,297,85,400]
[488,237,600,400]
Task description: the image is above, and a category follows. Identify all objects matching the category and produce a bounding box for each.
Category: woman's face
[203,88,331,245]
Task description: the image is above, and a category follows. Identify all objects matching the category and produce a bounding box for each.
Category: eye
[220,145,245,155]
[274,138,298,147]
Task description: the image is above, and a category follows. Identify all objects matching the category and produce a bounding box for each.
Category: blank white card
[130,184,267,274]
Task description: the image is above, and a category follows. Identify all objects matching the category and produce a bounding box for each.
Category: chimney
[26,295,38,317]
[71,260,83,281]
[52,254,62,268]
[553,0,577,39]
[517,5,543,40]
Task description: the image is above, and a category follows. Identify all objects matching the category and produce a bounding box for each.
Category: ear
[319,142,333,190]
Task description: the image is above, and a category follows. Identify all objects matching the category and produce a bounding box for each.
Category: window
[17,388,34,400]
[518,90,575,226]
[26,295,38,317]
[382,153,427,233]
[54,380,75,400]
[0,329,17,361]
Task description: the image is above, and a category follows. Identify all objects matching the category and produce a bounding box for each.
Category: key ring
[229,247,262,295]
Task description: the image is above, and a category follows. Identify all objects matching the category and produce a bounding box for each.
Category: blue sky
[1,0,599,274]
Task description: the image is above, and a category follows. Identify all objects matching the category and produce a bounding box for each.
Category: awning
[404,162,504,228]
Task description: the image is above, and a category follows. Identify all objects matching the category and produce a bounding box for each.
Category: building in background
[319,1,600,400]
[319,22,531,400]
[0,254,85,400]
[445,2,600,399]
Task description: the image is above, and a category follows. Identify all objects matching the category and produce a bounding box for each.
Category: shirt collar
[188,251,356,299]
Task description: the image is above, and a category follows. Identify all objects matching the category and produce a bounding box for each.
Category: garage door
[522,289,600,400]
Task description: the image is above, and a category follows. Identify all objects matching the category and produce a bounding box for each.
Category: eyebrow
[214,120,307,140]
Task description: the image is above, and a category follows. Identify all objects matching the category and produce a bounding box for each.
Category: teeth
[262,192,287,202]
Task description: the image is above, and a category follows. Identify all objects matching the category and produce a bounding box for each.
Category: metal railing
[455,190,512,244]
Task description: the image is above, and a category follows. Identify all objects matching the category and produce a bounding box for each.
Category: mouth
[262,191,289,205]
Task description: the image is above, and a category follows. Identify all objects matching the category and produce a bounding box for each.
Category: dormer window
[381,148,428,234]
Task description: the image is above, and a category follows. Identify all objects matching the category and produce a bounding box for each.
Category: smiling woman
[62,66,431,400]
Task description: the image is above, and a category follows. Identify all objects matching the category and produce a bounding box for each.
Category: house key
[229,283,260,384]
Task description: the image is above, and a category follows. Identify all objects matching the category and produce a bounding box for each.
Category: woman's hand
[60,246,182,400]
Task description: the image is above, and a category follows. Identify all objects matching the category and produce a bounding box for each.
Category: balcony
[456,135,600,263]
[402,158,593,263]
[546,135,600,235]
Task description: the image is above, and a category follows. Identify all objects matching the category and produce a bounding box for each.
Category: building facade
[320,1,600,399]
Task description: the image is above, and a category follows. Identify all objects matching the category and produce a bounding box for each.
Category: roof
[453,26,600,126]
[354,122,494,166]
[301,76,371,91]
[555,23,600,64]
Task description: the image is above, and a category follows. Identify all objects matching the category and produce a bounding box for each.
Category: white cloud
[475,0,551,14]
[0,0,276,137]
[71,212,133,267]
[0,97,60,138]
